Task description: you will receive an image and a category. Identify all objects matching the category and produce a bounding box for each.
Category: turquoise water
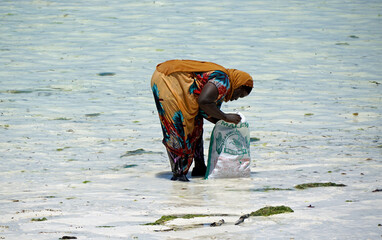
[1,1,381,239]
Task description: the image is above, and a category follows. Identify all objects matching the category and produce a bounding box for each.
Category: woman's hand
[224,113,241,124]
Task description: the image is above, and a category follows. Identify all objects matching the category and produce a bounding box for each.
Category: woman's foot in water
[191,164,207,177]
[171,174,190,182]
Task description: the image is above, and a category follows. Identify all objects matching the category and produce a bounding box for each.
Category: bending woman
[151,59,253,181]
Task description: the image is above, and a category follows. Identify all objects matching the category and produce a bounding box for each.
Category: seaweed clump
[144,214,209,225]
[250,206,294,217]
[253,187,293,192]
[31,217,47,222]
[294,182,346,190]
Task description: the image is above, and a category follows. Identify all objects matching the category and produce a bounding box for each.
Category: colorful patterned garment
[151,70,230,176]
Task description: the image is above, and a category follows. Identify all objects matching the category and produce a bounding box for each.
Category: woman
[151,59,253,181]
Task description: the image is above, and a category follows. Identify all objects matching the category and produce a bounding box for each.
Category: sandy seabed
[0,0,381,239]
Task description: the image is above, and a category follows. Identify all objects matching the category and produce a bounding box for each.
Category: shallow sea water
[1,0,381,239]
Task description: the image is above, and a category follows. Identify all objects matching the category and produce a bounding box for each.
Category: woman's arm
[204,116,219,124]
[198,82,241,124]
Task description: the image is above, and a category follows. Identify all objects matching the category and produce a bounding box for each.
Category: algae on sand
[250,206,294,216]
[252,187,293,192]
[146,209,293,226]
[85,113,101,117]
[145,215,178,225]
[144,214,211,225]
[294,182,346,190]
[235,206,294,225]
[250,206,294,217]
[31,217,48,222]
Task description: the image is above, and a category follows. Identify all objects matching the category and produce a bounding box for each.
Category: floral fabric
[151,70,230,175]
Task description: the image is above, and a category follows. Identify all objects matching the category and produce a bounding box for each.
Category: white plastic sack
[205,113,251,179]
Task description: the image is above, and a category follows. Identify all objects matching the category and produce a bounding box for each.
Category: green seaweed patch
[43,196,56,198]
[82,181,91,184]
[123,164,138,168]
[5,90,34,94]
[31,217,47,222]
[252,187,293,192]
[144,215,178,225]
[250,206,293,217]
[335,42,349,45]
[56,147,70,151]
[304,113,314,116]
[294,182,346,190]
[85,113,101,117]
[182,214,210,219]
[53,117,72,120]
[49,87,69,91]
[144,214,210,225]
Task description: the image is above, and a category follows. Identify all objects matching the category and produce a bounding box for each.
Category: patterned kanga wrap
[151,69,230,175]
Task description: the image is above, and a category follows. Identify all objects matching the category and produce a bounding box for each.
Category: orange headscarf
[156,60,253,101]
